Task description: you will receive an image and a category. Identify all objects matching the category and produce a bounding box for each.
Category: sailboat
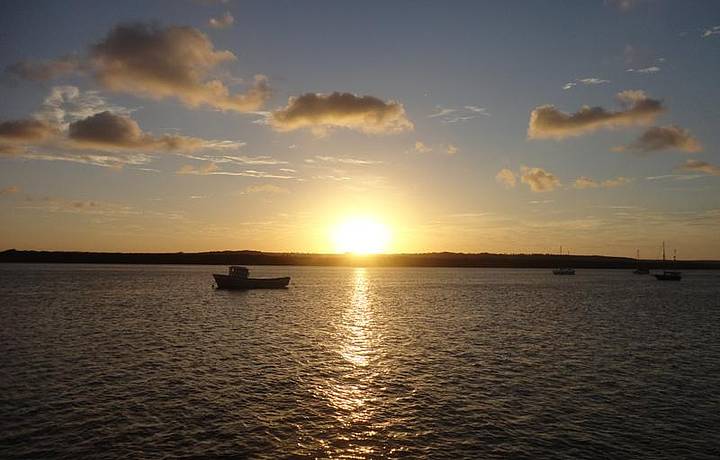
[552,245,575,275]
[654,242,682,281]
[633,249,649,275]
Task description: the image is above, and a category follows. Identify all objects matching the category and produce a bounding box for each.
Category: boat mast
[662,241,666,262]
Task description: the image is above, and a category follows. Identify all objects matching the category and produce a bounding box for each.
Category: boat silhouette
[213,266,290,289]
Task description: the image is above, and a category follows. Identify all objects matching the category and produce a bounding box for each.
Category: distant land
[2,249,720,269]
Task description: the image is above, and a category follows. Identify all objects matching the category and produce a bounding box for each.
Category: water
[1,264,719,459]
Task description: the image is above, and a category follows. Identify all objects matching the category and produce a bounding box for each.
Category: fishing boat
[213,266,290,289]
[654,242,682,281]
[633,249,650,275]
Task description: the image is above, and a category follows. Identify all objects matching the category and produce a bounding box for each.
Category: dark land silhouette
[2,249,719,269]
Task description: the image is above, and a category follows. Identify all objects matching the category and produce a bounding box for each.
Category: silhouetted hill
[1,249,719,269]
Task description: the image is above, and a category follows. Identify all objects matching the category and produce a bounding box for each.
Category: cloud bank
[528,90,664,140]
[269,92,413,135]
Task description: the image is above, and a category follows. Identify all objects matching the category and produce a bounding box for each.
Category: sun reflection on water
[312,267,383,456]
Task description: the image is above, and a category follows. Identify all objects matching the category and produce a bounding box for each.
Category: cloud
[269,92,413,135]
[0,118,57,141]
[92,23,269,111]
[67,111,204,151]
[8,23,269,112]
[35,85,133,129]
[520,166,561,192]
[1,185,20,195]
[0,144,27,156]
[613,125,702,153]
[676,159,720,176]
[242,184,289,194]
[414,141,432,153]
[573,176,633,189]
[208,11,234,29]
[177,162,219,175]
[562,77,610,90]
[528,90,664,140]
[446,144,458,155]
[6,55,83,80]
[702,25,720,38]
[627,66,660,74]
[307,155,383,165]
[177,162,295,179]
[428,105,489,123]
[495,168,517,188]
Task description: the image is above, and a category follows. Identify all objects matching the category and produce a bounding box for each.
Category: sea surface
[1,264,719,459]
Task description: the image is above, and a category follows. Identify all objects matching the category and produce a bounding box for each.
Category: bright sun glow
[332,217,391,254]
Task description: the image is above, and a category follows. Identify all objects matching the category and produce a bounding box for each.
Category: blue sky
[1,0,719,258]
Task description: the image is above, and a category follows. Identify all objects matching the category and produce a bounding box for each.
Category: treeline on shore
[2,249,719,269]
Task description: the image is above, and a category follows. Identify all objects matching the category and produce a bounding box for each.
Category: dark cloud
[676,159,720,176]
[270,92,413,135]
[614,125,702,153]
[0,118,56,141]
[68,111,203,151]
[7,23,269,112]
[528,90,664,140]
[91,23,269,111]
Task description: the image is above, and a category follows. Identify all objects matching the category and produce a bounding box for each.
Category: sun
[331,217,391,254]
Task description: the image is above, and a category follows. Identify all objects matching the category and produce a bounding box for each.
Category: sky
[1,0,719,258]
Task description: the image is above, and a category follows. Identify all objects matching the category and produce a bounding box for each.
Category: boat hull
[213,274,290,289]
[654,273,682,281]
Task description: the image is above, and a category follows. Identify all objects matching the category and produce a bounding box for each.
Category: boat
[654,242,682,281]
[654,271,682,281]
[633,249,650,274]
[553,246,575,275]
[213,266,290,289]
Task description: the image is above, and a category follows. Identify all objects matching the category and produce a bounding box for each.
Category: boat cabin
[228,266,249,278]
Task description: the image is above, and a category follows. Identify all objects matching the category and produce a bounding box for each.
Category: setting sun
[331,217,391,254]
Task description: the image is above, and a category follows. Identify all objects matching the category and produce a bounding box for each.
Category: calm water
[1,264,719,459]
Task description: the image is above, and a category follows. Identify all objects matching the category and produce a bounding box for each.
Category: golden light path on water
[314,268,383,457]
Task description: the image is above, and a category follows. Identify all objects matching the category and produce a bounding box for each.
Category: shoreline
[2,249,719,270]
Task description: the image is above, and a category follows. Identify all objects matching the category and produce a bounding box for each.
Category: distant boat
[654,271,682,281]
[553,246,575,275]
[654,242,681,281]
[213,266,290,289]
[633,249,650,275]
